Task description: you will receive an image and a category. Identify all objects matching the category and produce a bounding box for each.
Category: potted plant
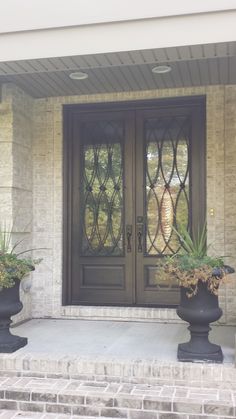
[0,225,41,353]
[159,224,234,363]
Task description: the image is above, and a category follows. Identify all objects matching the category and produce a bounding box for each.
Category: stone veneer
[1,83,236,324]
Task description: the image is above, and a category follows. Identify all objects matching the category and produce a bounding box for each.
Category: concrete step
[0,352,236,388]
[0,376,235,418]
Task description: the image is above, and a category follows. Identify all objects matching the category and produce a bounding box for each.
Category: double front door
[63,98,205,306]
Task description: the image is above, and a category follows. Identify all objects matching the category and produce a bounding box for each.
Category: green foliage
[170,223,225,271]
[159,223,228,297]
[176,223,208,258]
[0,224,41,290]
[173,253,224,272]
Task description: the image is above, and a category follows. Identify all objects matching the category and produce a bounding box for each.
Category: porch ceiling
[0,42,235,98]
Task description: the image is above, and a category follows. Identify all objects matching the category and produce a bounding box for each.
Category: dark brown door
[66,110,135,304]
[63,98,205,306]
[135,106,205,305]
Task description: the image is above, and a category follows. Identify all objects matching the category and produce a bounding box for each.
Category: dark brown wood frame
[63,96,206,306]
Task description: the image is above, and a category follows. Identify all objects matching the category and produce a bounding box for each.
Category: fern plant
[159,223,230,298]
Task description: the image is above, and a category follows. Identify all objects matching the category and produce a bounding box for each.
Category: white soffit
[0,43,235,98]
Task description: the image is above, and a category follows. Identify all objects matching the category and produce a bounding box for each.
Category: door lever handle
[126,225,132,252]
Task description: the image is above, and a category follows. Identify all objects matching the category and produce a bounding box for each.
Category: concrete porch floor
[11,319,236,364]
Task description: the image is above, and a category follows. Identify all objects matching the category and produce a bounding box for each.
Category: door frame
[62,95,206,306]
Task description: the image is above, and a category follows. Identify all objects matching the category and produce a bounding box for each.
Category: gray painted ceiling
[0,42,235,98]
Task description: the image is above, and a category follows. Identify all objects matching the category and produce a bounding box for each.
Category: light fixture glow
[152,65,172,74]
[69,71,88,80]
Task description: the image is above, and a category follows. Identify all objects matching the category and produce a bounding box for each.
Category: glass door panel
[80,121,124,257]
[145,116,190,256]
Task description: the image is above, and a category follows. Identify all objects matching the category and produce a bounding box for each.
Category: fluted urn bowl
[0,280,27,352]
[177,282,223,362]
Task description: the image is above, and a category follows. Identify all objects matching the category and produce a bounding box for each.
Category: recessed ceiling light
[152,65,172,74]
[69,71,88,80]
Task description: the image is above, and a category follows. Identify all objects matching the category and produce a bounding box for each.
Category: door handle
[126,225,132,252]
[137,223,143,253]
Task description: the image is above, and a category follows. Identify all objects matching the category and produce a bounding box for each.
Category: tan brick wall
[1,83,236,324]
[224,86,236,323]
[0,84,33,323]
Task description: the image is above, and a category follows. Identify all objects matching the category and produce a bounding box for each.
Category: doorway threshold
[60,305,182,323]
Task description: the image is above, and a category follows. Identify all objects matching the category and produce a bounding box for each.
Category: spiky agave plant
[159,223,228,298]
[0,223,41,290]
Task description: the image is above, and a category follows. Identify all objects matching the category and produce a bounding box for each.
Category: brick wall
[0,84,33,323]
[1,83,236,324]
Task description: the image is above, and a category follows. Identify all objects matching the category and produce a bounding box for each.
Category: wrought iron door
[65,110,135,304]
[135,107,205,305]
[63,98,205,306]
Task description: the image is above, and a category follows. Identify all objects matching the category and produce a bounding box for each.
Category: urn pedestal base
[0,331,27,353]
[177,324,223,362]
[178,343,223,363]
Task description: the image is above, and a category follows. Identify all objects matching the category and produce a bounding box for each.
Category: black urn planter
[0,280,27,353]
[177,281,223,363]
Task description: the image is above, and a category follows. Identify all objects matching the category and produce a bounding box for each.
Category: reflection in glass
[145,116,190,255]
[80,121,124,256]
